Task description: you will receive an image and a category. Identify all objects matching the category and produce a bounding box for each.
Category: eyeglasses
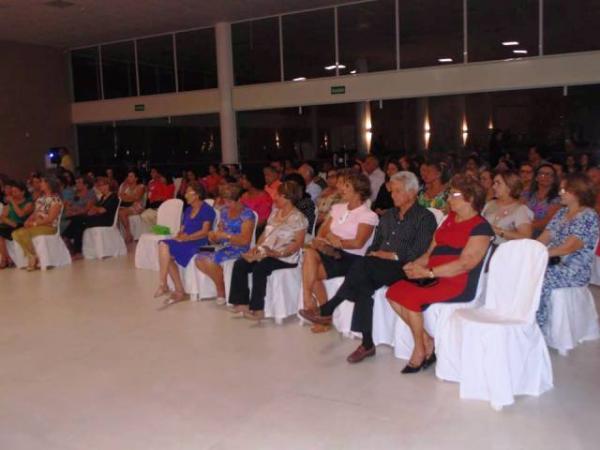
[559,187,570,195]
[449,191,463,198]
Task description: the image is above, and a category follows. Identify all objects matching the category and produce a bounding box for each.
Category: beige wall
[72,50,600,125]
[0,41,73,179]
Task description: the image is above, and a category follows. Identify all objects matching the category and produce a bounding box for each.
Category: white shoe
[216,297,226,306]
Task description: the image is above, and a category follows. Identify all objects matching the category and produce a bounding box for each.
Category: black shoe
[422,351,437,370]
[401,359,426,374]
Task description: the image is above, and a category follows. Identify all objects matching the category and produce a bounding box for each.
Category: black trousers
[229,257,297,311]
[63,214,113,253]
[320,256,406,335]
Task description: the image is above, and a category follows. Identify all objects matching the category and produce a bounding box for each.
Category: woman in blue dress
[195,183,255,305]
[154,184,216,303]
[537,173,599,333]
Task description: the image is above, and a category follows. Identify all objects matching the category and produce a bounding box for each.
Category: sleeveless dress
[386,211,493,312]
[162,202,216,267]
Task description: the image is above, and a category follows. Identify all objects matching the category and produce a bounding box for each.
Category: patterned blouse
[34,194,63,227]
[417,188,448,211]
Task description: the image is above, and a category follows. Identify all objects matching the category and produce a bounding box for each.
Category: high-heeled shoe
[401,358,427,374]
[423,351,437,370]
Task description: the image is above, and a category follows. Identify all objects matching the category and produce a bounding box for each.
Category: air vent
[44,0,75,8]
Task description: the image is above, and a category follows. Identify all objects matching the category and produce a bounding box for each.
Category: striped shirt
[367,203,437,265]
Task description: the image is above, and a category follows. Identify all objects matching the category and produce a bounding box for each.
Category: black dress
[63,193,119,252]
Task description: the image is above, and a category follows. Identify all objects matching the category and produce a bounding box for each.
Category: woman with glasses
[386,174,493,374]
[525,163,561,237]
[519,162,535,200]
[536,173,599,332]
[315,169,342,228]
[154,184,216,304]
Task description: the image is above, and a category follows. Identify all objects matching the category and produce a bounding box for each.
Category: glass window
[176,28,217,91]
[399,0,463,68]
[545,0,600,54]
[77,123,115,168]
[338,0,397,74]
[137,35,176,95]
[232,17,281,85]
[71,47,101,102]
[282,9,335,81]
[101,41,137,99]
[468,0,539,62]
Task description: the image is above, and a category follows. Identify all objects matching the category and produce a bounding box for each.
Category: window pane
[283,9,335,81]
[338,0,397,74]
[176,28,217,91]
[101,41,137,99]
[71,47,100,102]
[137,35,176,95]
[545,0,600,54]
[468,0,538,62]
[77,123,115,168]
[232,18,281,85]
[399,0,463,68]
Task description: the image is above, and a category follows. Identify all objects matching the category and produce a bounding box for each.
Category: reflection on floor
[1,252,599,450]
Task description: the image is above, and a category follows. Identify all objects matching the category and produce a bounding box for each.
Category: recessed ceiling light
[292,77,306,82]
[438,58,453,63]
[502,41,519,46]
[513,49,528,54]
[350,70,357,74]
[324,63,346,70]
[44,0,75,8]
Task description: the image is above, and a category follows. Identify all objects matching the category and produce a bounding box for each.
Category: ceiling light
[350,70,357,74]
[292,77,306,82]
[513,49,528,54]
[324,63,346,70]
[438,58,453,63]
[502,41,519,46]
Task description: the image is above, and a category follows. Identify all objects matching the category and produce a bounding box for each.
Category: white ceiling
[0,0,355,49]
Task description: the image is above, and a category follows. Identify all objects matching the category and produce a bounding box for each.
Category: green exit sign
[134,104,145,112]
[331,85,346,95]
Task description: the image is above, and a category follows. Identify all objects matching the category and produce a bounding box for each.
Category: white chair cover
[32,208,72,270]
[437,239,552,409]
[427,207,445,226]
[590,255,600,286]
[134,199,184,270]
[546,286,600,355]
[263,253,304,324]
[82,200,128,260]
[6,239,27,269]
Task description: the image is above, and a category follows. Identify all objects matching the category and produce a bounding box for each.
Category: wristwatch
[428,268,435,279]
[392,254,399,261]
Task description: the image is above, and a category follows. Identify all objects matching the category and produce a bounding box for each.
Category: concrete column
[215,22,238,164]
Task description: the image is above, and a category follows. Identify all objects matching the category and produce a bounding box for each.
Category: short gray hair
[389,171,419,193]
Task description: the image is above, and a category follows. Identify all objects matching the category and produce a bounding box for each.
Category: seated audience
[298,163,322,203]
[105,168,119,193]
[579,152,592,173]
[283,173,316,233]
[195,184,255,305]
[118,170,147,243]
[361,155,385,203]
[177,170,198,199]
[301,172,378,318]
[239,171,272,237]
[63,177,119,257]
[386,174,493,374]
[141,170,174,227]
[418,159,448,211]
[536,173,599,331]
[565,154,578,174]
[315,168,342,228]
[263,166,282,200]
[299,172,437,361]
[586,166,600,214]
[519,162,535,200]
[372,159,400,216]
[483,171,533,244]
[62,175,96,233]
[12,175,63,271]
[228,181,308,320]
[0,181,33,268]
[201,164,222,197]
[479,169,494,203]
[154,184,216,304]
[60,171,76,203]
[525,163,561,237]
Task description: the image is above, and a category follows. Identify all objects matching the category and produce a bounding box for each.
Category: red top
[241,190,273,224]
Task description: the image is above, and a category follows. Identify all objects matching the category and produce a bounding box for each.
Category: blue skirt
[163,238,209,267]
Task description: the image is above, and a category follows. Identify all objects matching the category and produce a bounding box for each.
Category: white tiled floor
[1,253,600,450]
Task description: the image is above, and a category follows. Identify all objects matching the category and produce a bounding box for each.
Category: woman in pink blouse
[240,171,273,237]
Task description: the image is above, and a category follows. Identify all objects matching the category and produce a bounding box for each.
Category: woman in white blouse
[228,181,308,320]
[483,170,533,244]
[301,171,379,311]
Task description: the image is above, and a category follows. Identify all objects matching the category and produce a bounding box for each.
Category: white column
[215,22,238,164]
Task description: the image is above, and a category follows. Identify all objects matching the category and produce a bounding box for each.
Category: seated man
[299,171,437,364]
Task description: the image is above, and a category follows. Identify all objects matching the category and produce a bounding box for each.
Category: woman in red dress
[386,174,494,374]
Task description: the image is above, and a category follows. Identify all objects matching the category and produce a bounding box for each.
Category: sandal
[153,285,170,298]
[163,291,187,305]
